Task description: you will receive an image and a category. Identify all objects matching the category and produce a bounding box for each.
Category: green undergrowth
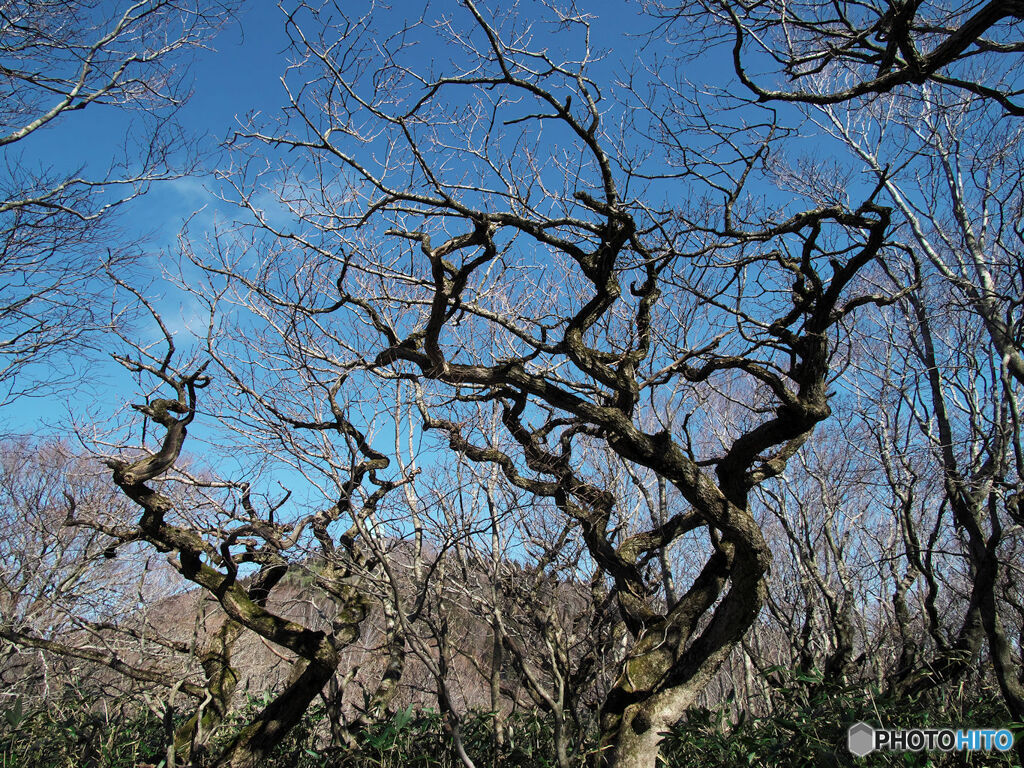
[662,669,1023,767]
[2,671,1020,767]
[0,694,165,768]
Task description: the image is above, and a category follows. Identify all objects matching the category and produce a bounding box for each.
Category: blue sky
[4,0,842,524]
[6,0,713,425]
[18,1,663,229]
[4,4,294,434]
[5,1,690,476]
[5,0,999,578]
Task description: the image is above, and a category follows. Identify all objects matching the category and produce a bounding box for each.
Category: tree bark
[214,638,339,768]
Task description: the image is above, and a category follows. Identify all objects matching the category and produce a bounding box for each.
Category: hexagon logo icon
[848,721,875,757]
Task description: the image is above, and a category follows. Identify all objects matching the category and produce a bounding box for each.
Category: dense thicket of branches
[0,2,1021,768]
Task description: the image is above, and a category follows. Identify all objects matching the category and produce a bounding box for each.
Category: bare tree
[36,279,420,767]
[0,436,222,759]
[182,3,905,765]
[809,76,1024,723]
[7,2,1017,766]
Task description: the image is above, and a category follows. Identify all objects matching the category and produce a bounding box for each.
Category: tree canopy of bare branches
[2,2,1022,768]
